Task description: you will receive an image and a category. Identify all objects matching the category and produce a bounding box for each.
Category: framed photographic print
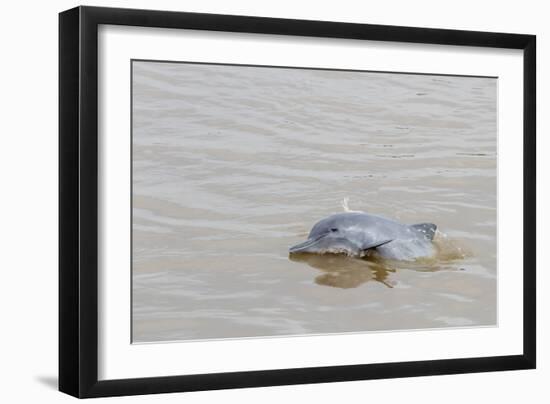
[59,6,536,398]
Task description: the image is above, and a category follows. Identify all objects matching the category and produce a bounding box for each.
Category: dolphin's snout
[289,236,324,254]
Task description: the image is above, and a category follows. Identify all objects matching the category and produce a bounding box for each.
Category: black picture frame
[59,5,536,398]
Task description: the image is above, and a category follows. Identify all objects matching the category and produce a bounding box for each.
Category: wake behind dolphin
[289,211,437,261]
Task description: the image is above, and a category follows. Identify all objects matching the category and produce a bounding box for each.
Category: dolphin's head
[289,216,359,255]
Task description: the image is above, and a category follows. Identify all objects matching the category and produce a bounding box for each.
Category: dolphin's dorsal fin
[410,223,437,240]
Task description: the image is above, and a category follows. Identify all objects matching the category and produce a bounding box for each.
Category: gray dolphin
[289,212,437,261]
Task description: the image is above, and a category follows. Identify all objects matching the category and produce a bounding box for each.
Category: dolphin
[289,212,437,261]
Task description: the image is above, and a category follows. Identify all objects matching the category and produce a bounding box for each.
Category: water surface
[132,61,497,343]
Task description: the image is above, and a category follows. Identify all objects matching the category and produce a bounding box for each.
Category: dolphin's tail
[410,223,437,240]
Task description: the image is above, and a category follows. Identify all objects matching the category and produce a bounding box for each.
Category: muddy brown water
[131,61,497,343]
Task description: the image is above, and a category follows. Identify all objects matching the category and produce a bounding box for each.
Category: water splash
[341,197,361,212]
[433,230,471,261]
